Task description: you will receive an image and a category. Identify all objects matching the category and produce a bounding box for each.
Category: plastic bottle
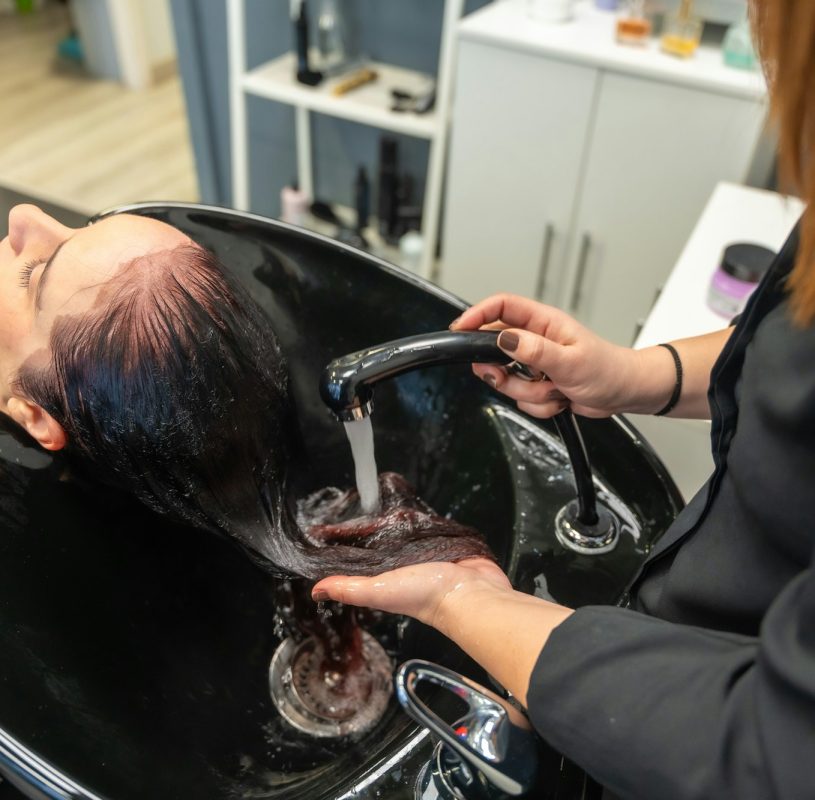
[399,230,424,273]
[354,167,370,231]
[281,181,309,227]
[722,15,757,70]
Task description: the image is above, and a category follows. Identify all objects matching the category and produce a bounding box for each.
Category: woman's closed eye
[18,258,45,289]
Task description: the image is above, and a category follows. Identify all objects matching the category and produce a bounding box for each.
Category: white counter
[635,183,804,348]
[460,0,766,100]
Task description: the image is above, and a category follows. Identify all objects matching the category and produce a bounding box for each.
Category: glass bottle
[317,0,347,75]
[616,0,652,46]
[722,14,757,70]
[661,0,703,59]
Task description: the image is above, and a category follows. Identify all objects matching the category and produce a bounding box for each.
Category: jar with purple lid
[596,0,620,9]
[707,242,776,318]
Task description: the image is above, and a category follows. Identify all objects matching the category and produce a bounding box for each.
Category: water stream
[343,417,381,514]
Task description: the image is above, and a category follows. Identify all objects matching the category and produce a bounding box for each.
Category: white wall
[73,0,177,88]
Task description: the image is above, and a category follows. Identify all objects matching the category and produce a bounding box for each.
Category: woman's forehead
[90,214,191,250]
[37,217,191,325]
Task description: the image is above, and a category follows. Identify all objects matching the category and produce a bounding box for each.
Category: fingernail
[498,331,519,352]
[312,588,329,602]
[483,373,497,388]
[449,315,462,330]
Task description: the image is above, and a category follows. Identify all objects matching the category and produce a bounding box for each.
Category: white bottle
[527,0,575,23]
[280,182,309,227]
[399,230,424,273]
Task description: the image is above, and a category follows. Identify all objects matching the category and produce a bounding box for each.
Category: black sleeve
[527,550,815,800]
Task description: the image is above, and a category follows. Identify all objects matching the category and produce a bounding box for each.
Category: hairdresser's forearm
[433,584,572,707]
[627,327,733,419]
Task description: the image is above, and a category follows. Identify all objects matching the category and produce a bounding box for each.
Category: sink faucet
[319,330,618,553]
[395,658,538,799]
[320,330,514,422]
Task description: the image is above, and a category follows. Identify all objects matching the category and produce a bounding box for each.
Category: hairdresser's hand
[313,559,572,706]
[311,558,512,630]
[451,293,672,418]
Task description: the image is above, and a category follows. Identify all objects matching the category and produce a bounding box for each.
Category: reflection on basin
[0,204,683,800]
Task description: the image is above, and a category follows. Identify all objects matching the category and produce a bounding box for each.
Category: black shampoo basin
[0,205,682,800]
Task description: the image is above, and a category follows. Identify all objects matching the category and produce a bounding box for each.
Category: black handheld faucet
[320,330,619,554]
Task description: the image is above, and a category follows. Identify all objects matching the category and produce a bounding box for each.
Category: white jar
[527,0,575,23]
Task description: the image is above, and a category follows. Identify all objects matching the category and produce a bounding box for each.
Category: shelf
[228,0,463,278]
[635,183,803,349]
[301,203,442,282]
[304,204,401,265]
[243,53,439,139]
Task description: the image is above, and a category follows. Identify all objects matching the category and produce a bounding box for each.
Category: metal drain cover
[269,632,393,738]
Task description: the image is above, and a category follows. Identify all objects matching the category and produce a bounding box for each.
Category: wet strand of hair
[280,472,493,706]
[292,471,494,578]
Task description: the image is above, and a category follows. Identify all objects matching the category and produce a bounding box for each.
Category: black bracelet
[655,343,683,417]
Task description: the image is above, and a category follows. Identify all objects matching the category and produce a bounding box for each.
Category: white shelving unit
[226,0,465,279]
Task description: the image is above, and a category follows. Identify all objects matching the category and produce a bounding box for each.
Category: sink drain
[269,632,393,737]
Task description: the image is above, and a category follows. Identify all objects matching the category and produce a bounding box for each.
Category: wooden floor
[0,4,198,216]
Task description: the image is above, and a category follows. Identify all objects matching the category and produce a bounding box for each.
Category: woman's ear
[6,397,66,451]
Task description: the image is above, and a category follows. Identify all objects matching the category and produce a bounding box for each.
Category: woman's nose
[7,204,74,256]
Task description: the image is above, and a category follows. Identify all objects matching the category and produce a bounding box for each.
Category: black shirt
[528,223,815,799]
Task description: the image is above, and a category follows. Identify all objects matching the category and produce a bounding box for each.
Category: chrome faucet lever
[395,659,538,799]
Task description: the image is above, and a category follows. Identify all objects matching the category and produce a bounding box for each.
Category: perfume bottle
[317,0,347,76]
[616,0,651,46]
[661,0,703,59]
[722,15,757,71]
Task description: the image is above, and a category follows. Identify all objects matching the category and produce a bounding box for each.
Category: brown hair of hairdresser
[751,1,815,325]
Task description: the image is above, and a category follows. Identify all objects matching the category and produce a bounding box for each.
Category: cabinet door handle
[570,233,592,312]
[649,285,663,314]
[535,223,555,300]
[631,319,644,347]
[632,287,663,346]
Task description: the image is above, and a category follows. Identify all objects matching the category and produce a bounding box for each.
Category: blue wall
[170,0,490,217]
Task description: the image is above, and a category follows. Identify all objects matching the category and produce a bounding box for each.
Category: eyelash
[19,258,45,289]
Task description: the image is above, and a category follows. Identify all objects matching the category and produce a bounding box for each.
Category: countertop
[635,182,804,348]
[459,0,767,100]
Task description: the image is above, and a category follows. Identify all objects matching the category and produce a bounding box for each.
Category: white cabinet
[440,1,767,344]
[564,72,766,344]
[442,40,597,305]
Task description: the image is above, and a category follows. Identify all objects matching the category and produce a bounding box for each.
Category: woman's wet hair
[14,243,490,579]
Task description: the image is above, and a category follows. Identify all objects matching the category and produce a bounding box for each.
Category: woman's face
[0,204,191,427]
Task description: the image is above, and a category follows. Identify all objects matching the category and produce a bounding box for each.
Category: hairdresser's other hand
[311,557,511,629]
[313,559,572,705]
[451,293,654,418]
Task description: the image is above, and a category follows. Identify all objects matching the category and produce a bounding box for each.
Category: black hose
[552,412,599,526]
